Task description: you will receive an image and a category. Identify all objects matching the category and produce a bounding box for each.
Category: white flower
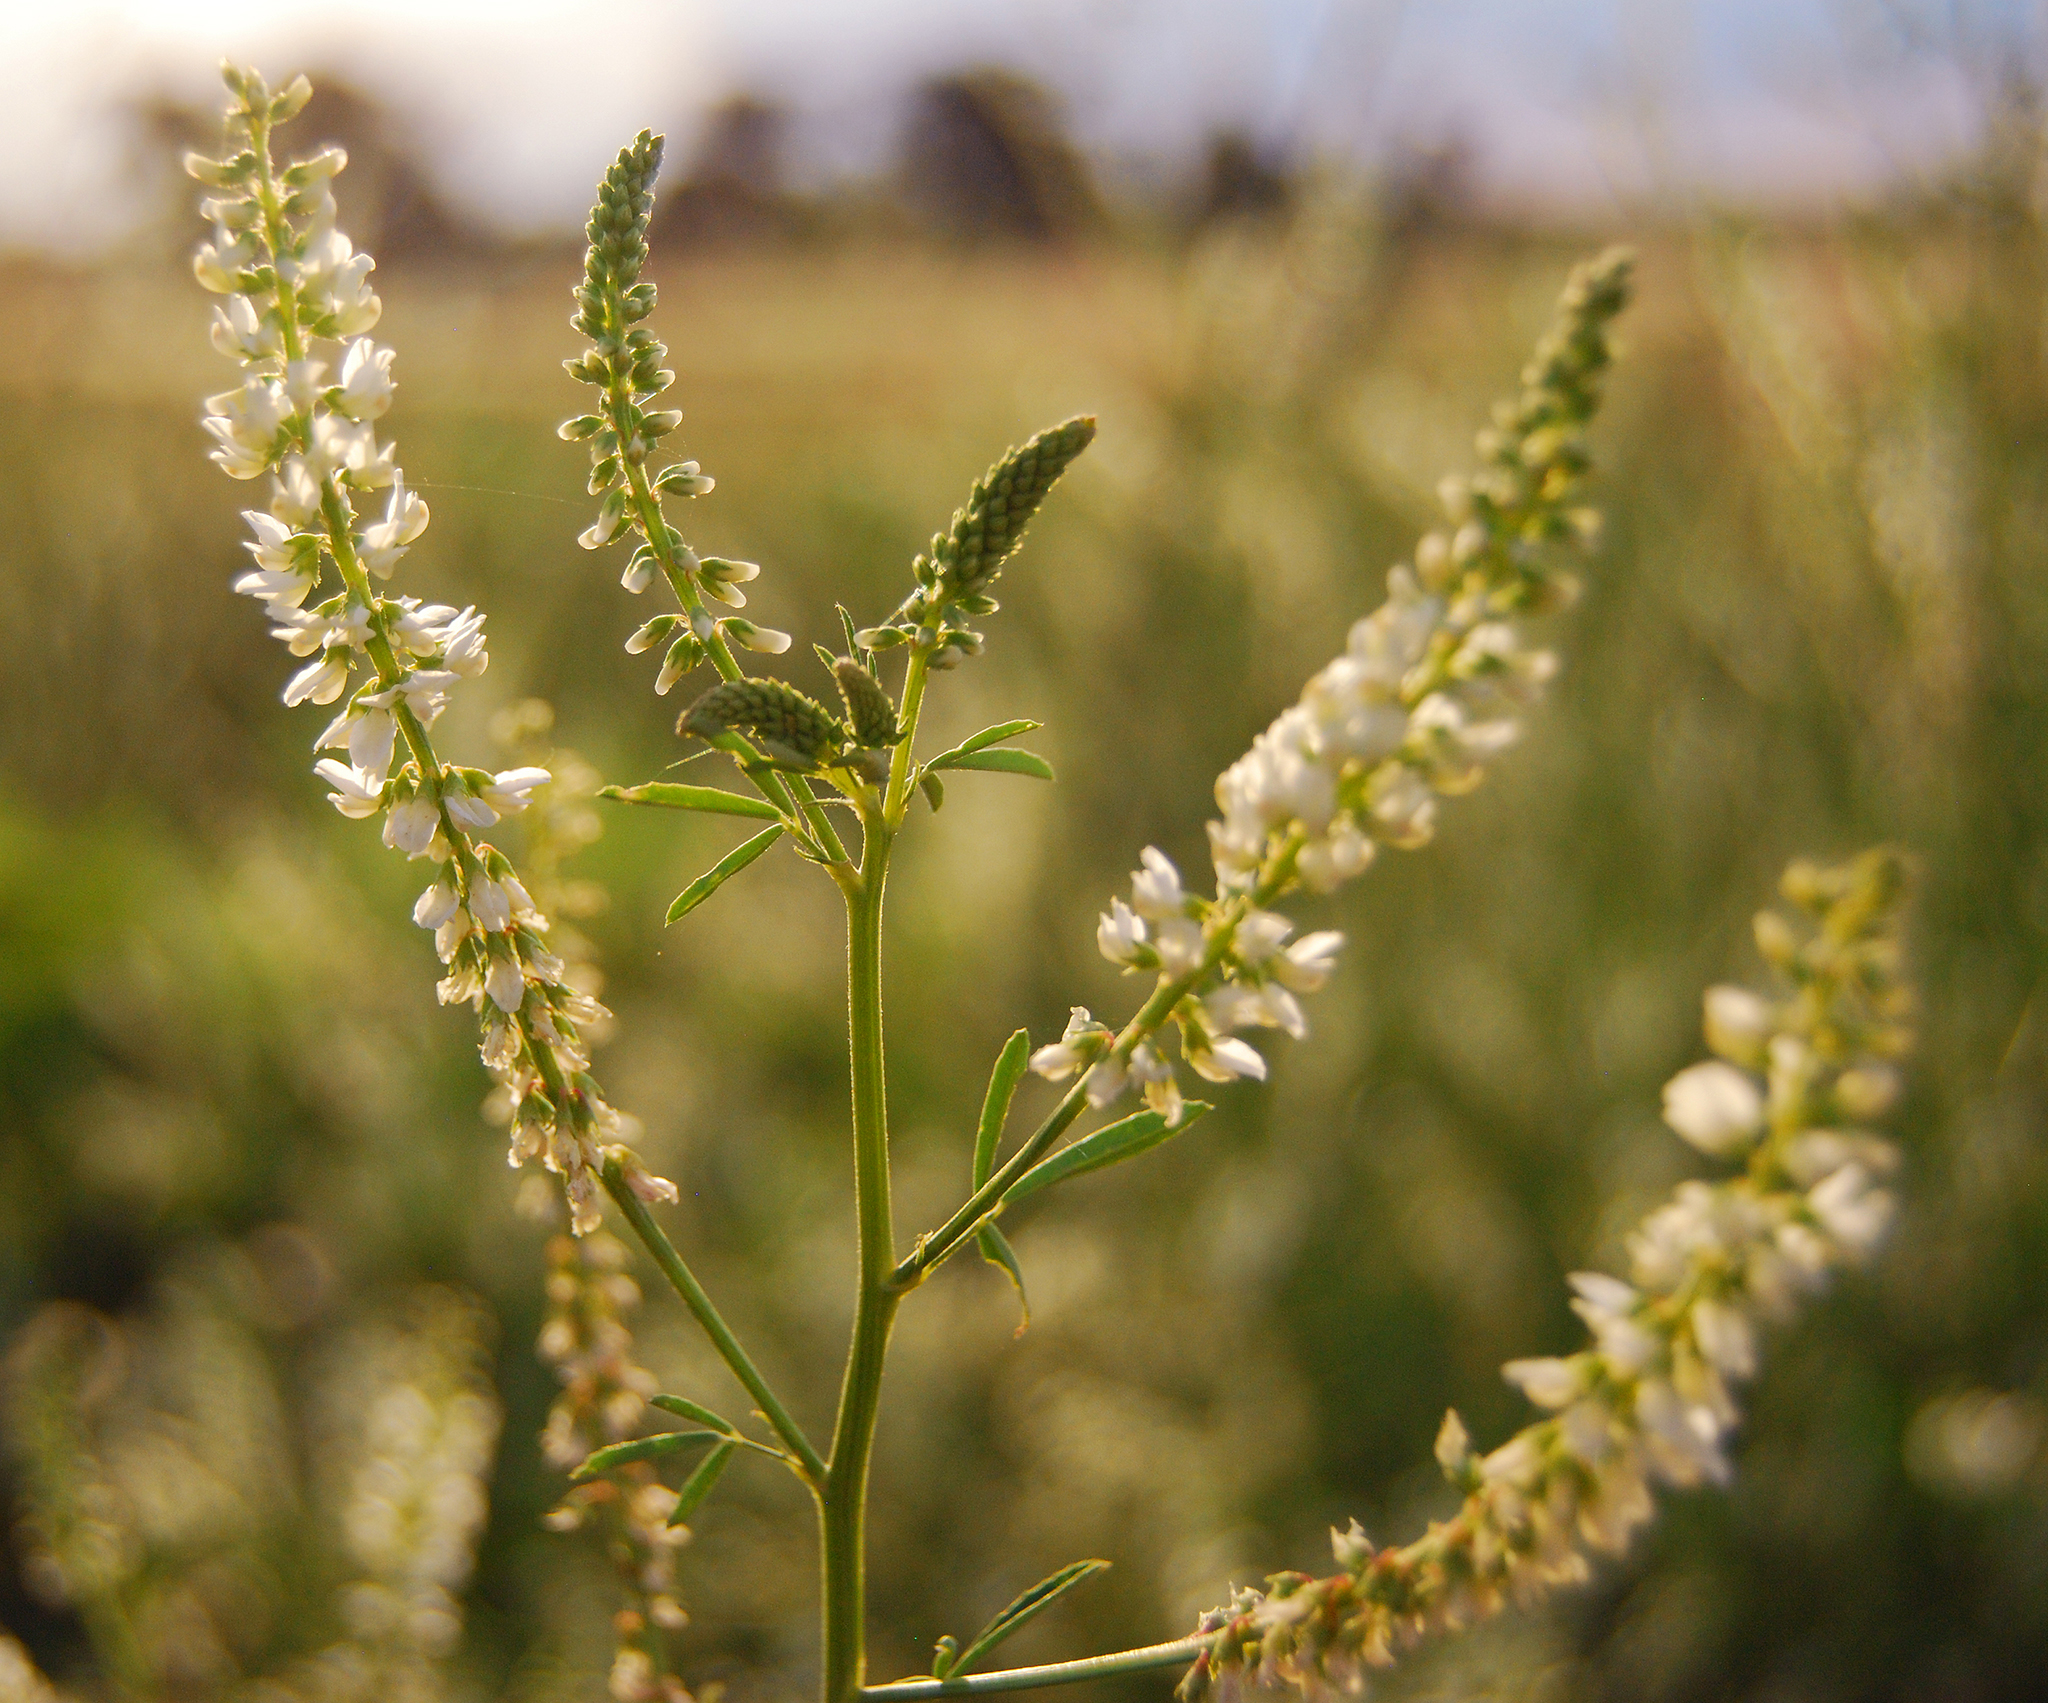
[1152,916,1205,977]
[311,413,395,486]
[723,619,791,655]
[1233,909,1292,965]
[621,553,657,594]
[1568,1272,1658,1375]
[1275,930,1343,994]
[1503,1356,1580,1410]
[210,294,280,361]
[283,649,350,706]
[413,877,461,929]
[1294,818,1374,893]
[1808,1163,1894,1260]
[356,473,429,575]
[470,877,513,932]
[315,758,384,819]
[436,607,488,677]
[1661,1061,1766,1158]
[654,643,694,695]
[482,767,551,815]
[269,456,323,528]
[1128,1043,1181,1121]
[1187,1033,1266,1084]
[1130,847,1185,919]
[1029,1008,1108,1080]
[1096,899,1149,967]
[384,794,441,856]
[485,956,526,1014]
[333,336,396,420]
[1083,1052,1129,1108]
[1702,984,1771,1064]
[445,793,498,831]
[1688,1297,1756,1379]
[202,377,293,477]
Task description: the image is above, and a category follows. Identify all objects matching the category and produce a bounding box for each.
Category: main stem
[823,822,900,1703]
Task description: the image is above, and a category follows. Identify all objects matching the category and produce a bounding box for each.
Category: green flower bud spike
[880,416,1097,643]
[833,658,903,748]
[677,677,849,770]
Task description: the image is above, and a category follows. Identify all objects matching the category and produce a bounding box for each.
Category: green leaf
[918,772,944,813]
[572,1430,724,1480]
[930,1636,962,1680]
[666,1438,738,1526]
[649,1393,734,1432]
[666,825,784,924]
[925,721,1042,769]
[837,604,871,670]
[926,747,1054,780]
[951,1559,1112,1675]
[973,1031,1033,1191]
[601,781,781,821]
[977,1224,1030,1335]
[1003,1103,1212,1205]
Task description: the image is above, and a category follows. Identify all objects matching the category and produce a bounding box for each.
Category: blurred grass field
[3,166,2048,1703]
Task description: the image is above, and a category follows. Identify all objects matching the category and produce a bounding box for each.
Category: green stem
[892,834,1309,1288]
[860,1640,1204,1699]
[601,1159,827,1489]
[882,647,932,827]
[822,816,901,1703]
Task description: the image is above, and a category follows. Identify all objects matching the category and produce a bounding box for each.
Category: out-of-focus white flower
[1276,931,1343,994]
[1097,898,1149,967]
[333,336,396,420]
[1130,847,1186,919]
[1030,1007,1109,1080]
[357,473,429,575]
[1187,1033,1266,1084]
[1703,984,1772,1065]
[1661,1061,1765,1157]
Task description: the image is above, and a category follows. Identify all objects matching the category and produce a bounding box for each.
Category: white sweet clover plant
[186,67,1917,1703]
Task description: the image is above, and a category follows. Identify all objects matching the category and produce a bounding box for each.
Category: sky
[0,0,2031,257]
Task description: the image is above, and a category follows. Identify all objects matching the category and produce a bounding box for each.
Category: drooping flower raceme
[189,64,669,1232]
[1177,848,1914,1701]
[1034,249,1634,1118]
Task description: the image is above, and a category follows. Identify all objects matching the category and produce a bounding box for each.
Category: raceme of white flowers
[1179,849,1914,1702]
[1033,250,1632,1125]
[189,64,671,1234]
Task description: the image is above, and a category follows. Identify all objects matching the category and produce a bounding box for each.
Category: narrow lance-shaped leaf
[573,1430,724,1480]
[600,781,782,821]
[950,1559,1113,1675]
[666,824,784,924]
[935,720,1043,764]
[972,1030,1035,1330]
[973,1030,1033,1191]
[666,1438,738,1527]
[927,747,1054,780]
[649,1393,735,1431]
[1003,1103,1212,1205]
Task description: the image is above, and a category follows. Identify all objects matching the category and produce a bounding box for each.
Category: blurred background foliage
[4,51,2048,1703]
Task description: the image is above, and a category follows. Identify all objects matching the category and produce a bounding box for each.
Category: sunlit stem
[822,802,900,1703]
[859,1639,1205,1700]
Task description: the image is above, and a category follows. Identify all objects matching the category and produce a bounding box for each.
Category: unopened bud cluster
[561,132,792,695]
[1180,849,1913,1701]
[1036,251,1633,1122]
[190,64,671,1233]
[861,418,1096,669]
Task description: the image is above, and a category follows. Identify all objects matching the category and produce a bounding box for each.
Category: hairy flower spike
[678,677,848,769]
[1178,849,1913,1702]
[191,66,670,1233]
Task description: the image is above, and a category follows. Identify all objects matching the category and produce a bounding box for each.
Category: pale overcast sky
[0,0,2031,256]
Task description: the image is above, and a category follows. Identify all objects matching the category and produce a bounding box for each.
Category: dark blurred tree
[652,94,807,249]
[1191,130,1294,229]
[897,68,1106,244]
